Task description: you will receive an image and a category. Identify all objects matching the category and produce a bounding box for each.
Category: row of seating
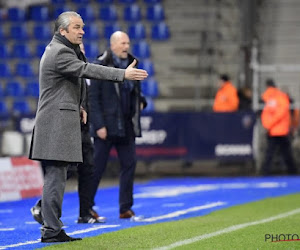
[4,3,165,22]
[52,0,161,4]
[0,100,34,116]
[0,21,169,41]
[0,76,159,98]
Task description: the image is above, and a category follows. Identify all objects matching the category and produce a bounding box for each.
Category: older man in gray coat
[29,11,147,243]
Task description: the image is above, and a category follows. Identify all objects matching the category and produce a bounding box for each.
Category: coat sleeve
[56,47,125,82]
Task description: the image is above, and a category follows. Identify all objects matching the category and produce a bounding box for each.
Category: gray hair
[54,11,82,34]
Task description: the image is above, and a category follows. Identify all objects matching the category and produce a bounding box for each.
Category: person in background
[29,12,148,243]
[88,31,147,219]
[213,74,239,112]
[238,86,252,111]
[260,78,297,176]
[30,43,106,226]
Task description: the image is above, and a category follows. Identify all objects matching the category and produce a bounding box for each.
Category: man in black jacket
[89,31,147,219]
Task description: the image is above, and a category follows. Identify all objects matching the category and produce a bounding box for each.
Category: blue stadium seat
[0,101,9,117]
[103,23,121,39]
[132,41,151,59]
[33,24,52,41]
[123,4,141,22]
[0,63,12,78]
[128,22,146,40]
[4,81,24,97]
[11,43,33,58]
[142,97,155,113]
[36,43,47,58]
[77,6,96,21]
[146,4,165,21]
[99,6,118,21]
[84,42,100,60]
[24,81,39,98]
[52,5,69,19]
[141,77,159,97]
[72,0,90,3]
[138,59,155,76]
[144,0,161,4]
[29,5,50,21]
[0,44,10,59]
[96,0,114,4]
[151,22,170,40]
[119,0,136,3]
[83,23,100,40]
[15,63,35,77]
[8,7,26,22]
[52,0,67,3]
[10,24,29,40]
[12,100,31,115]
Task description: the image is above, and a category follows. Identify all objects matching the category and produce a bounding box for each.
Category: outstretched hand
[125,59,148,81]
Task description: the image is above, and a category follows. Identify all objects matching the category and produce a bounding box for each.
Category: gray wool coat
[29,36,125,163]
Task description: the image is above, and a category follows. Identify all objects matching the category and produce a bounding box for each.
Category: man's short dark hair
[266,78,275,87]
[220,74,230,82]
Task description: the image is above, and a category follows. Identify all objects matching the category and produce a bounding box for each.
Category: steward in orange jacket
[260,79,297,176]
[261,85,290,136]
[213,74,239,112]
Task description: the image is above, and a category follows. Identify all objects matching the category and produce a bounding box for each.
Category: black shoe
[30,206,43,224]
[77,214,106,224]
[41,230,82,243]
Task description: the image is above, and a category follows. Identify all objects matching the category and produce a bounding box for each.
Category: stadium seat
[33,24,52,41]
[52,0,67,4]
[11,43,33,58]
[132,41,151,59]
[83,23,100,40]
[141,77,159,97]
[0,63,12,78]
[24,81,39,98]
[10,24,29,40]
[146,4,165,21]
[52,5,69,19]
[77,6,96,21]
[151,22,170,40]
[119,0,136,4]
[99,6,118,21]
[0,84,3,97]
[123,4,141,22]
[29,5,50,21]
[96,0,114,4]
[7,7,26,22]
[0,44,10,59]
[72,0,90,3]
[15,63,35,77]
[4,81,24,97]
[138,59,155,76]
[103,23,121,40]
[0,101,9,117]
[84,42,100,59]
[12,100,31,115]
[128,22,146,40]
[144,0,161,4]
[142,97,155,113]
[36,43,47,58]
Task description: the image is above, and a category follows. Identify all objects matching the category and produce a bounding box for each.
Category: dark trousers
[76,127,95,217]
[261,135,297,175]
[91,127,136,214]
[41,160,68,238]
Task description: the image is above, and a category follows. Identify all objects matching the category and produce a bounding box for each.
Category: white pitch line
[0,228,14,231]
[153,208,300,250]
[0,224,120,250]
[141,202,226,222]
